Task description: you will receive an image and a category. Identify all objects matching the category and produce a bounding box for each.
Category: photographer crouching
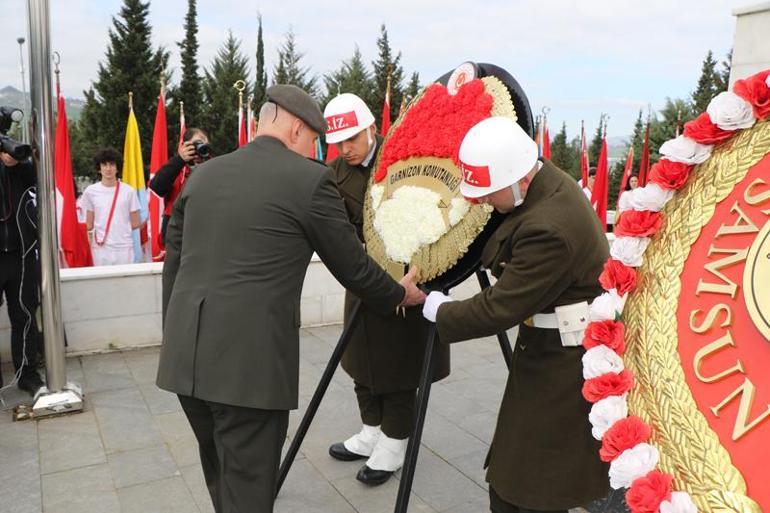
[148,128,211,246]
[0,107,44,395]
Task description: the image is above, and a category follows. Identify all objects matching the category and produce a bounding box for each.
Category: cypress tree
[77,0,169,161]
[692,51,719,112]
[254,13,268,108]
[371,25,405,125]
[322,46,374,108]
[173,0,202,127]
[588,115,605,166]
[200,31,251,156]
[272,29,318,97]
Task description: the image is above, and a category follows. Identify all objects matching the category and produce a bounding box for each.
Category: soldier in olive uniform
[423,117,610,513]
[322,94,450,486]
[156,85,426,513]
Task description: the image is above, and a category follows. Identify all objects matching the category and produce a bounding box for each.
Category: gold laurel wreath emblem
[363,76,517,283]
[623,120,770,513]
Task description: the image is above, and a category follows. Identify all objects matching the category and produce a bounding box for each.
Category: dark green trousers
[178,395,289,513]
[354,382,415,440]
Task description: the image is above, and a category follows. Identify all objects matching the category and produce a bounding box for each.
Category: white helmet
[458,116,538,199]
[323,93,376,144]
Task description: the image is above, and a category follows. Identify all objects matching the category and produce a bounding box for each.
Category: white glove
[422,291,454,322]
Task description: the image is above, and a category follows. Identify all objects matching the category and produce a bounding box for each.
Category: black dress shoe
[18,371,44,395]
[328,443,368,461]
[356,465,393,486]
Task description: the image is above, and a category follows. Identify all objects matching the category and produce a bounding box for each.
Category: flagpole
[27,0,83,418]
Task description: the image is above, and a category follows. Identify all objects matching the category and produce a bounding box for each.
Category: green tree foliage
[200,31,251,156]
[588,115,605,166]
[322,46,374,108]
[692,50,720,112]
[714,49,733,94]
[253,13,268,108]
[550,122,580,179]
[371,25,405,125]
[171,0,202,127]
[75,0,169,171]
[404,72,421,103]
[272,29,318,97]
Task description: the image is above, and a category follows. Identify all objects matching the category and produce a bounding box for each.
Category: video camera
[0,106,32,161]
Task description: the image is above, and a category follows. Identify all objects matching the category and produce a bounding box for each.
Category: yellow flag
[123,107,145,190]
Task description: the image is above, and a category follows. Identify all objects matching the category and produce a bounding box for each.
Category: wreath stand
[276,269,514,513]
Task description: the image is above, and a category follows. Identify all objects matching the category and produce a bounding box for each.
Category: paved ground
[0,325,518,513]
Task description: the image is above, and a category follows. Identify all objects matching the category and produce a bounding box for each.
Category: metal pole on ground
[27,0,83,418]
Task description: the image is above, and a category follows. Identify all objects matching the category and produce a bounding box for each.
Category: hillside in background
[0,85,84,121]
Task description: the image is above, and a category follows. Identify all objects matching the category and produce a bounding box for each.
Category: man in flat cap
[156,84,426,513]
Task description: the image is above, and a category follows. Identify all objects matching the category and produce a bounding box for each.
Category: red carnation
[582,370,635,403]
[614,210,663,238]
[626,470,674,513]
[583,320,626,355]
[648,159,694,190]
[599,258,638,296]
[599,416,652,462]
[683,112,733,145]
[733,70,770,120]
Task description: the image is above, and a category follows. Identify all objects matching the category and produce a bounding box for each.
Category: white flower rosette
[610,236,651,268]
[706,91,756,131]
[589,395,629,440]
[618,183,674,213]
[582,345,625,379]
[608,443,660,489]
[659,135,711,165]
[589,289,627,321]
[659,492,698,513]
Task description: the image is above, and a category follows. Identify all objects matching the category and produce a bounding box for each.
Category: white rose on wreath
[706,91,756,131]
[659,135,711,165]
[608,443,660,489]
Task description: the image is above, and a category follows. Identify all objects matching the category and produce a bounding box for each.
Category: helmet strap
[511,182,524,207]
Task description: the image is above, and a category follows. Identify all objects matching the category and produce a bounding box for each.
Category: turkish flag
[55,85,92,267]
[149,91,168,260]
[591,137,610,229]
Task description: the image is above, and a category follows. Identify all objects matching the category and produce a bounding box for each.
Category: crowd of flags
[53,70,654,268]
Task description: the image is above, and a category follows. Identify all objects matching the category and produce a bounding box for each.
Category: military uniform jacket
[330,137,450,394]
[156,136,405,411]
[436,160,610,510]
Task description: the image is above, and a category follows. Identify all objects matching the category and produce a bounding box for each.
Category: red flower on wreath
[733,69,770,120]
[626,470,674,513]
[583,320,626,355]
[614,210,663,238]
[374,79,494,183]
[582,370,635,403]
[599,416,652,462]
[683,112,733,145]
[599,258,638,296]
[648,159,694,191]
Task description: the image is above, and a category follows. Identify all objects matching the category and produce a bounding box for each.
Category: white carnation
[660,492,698,513]
[609,443,660,489]
[583,345,625,380]
[766,75,770,88]
[373,185,448,264]
[589,395,629,440]
[448,197,471,227]
[706,91,755,131]
[610,236,650,268]
[618,183,674,213]
[589,289,627,321]
[659,135,712,165]
[370,185,385,210]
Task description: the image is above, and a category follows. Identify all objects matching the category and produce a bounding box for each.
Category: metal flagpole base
[31,382,83,419]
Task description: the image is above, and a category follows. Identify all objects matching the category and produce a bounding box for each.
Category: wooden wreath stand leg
[275,299,363,497]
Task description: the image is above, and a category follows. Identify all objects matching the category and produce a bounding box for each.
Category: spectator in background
[149,128,211,245]
[81,148,140,266]
[628,174,639,190]
[582,167,597,200]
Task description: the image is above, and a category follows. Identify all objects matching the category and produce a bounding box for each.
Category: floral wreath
[580,69,770,513]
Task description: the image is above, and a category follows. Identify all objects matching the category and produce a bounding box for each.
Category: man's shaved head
[256,101,318,157]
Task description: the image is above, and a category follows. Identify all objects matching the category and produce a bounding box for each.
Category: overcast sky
[2,0,746,139]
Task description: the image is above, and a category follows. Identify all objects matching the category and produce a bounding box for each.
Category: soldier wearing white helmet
[324,93,450,486]
[423,117,611,512]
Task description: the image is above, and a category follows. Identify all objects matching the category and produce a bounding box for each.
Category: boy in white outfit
[81,148,140,266]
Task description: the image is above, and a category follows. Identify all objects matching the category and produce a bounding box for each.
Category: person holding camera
[148,128,210,245]
[81,148,141,266]
[0,150,44,394]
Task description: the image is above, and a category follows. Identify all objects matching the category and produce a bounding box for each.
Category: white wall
[730,3,770,87]
[0,257,484,359]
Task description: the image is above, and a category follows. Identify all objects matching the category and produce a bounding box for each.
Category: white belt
[522,301,591,347]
